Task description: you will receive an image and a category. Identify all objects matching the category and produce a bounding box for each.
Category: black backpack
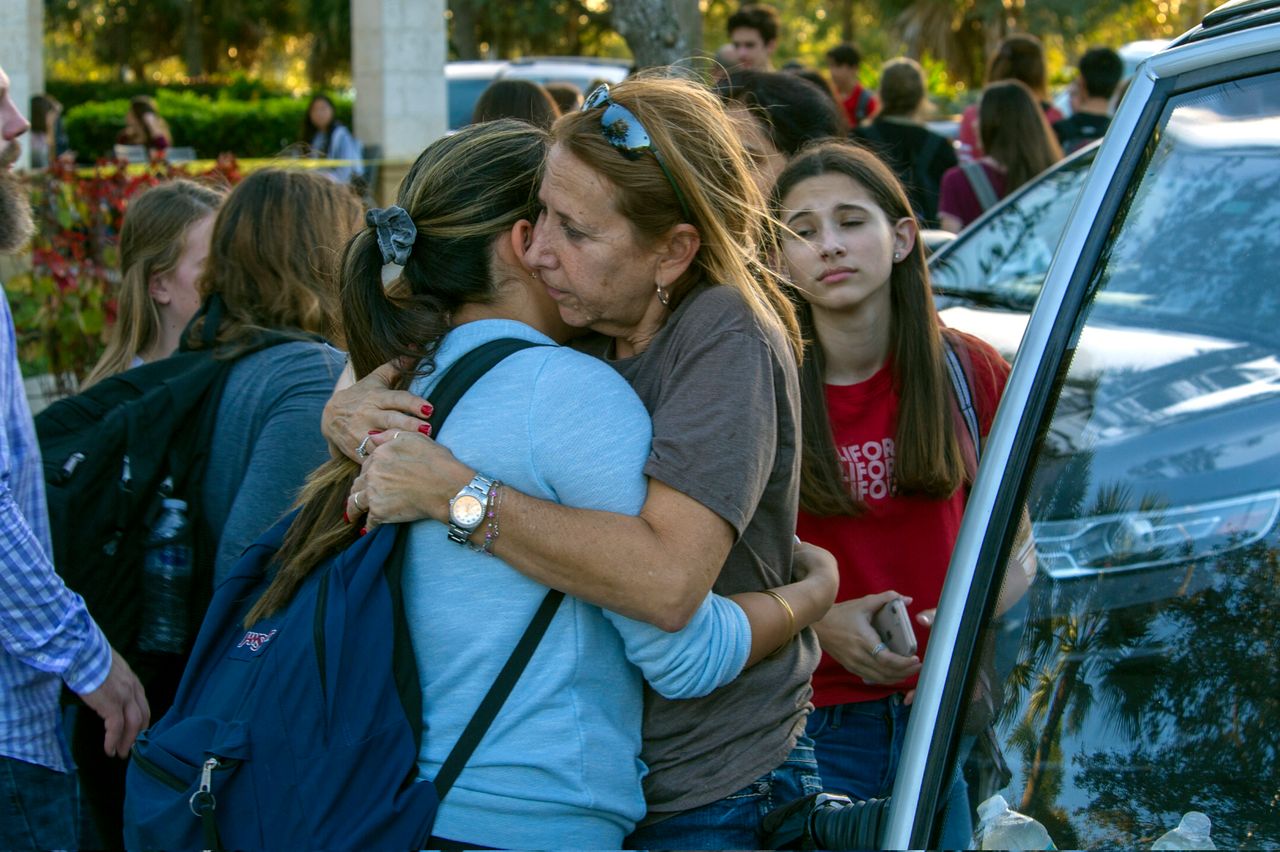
[33,299,311,652]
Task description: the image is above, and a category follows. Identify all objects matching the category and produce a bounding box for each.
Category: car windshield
[955,68,1280,850]
[931,150,1095,318]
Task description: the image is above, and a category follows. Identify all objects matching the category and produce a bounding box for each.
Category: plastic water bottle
[1152,812,1216,850]
[137,498,193,654]
[974,794,1057,850]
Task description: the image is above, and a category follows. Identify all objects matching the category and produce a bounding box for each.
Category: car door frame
[883,23,1280,849]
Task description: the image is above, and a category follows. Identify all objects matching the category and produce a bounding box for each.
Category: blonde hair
[553,74,803,362]
[83,180,223,388]
[185,168,364,356]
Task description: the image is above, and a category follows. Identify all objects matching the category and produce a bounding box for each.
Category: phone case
[872,598,918,657]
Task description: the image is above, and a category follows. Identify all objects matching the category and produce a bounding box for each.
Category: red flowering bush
[6,155,242,392]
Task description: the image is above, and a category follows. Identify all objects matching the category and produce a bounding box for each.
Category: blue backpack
[123,338,558,852]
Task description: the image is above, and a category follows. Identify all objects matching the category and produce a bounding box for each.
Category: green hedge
[47,75,291,110]
[63,90,354,161]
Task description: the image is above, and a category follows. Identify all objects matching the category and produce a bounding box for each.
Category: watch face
[451,494,485,528]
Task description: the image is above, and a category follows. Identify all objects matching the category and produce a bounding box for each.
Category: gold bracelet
[762,589,796,656]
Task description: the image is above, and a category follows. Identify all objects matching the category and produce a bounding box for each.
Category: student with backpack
[827,43,880,128]
[852,57,958,229]
[58,167,359,847]
[938,79,1063,232]
[771,140,1016,847]
[1054,46,1124,154]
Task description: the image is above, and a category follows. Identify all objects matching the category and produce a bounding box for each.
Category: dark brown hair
[878,57,927,119]
[728,3,780,43]
[979,79,1063,194]
[185,168,363,357]
[246,120,548,625]
[988,33,1050,100]
[772,141,966,516]
[472,80,561,129]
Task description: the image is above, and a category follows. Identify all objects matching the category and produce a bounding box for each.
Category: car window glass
[931,153,1093,315]
[951,69,1280,850]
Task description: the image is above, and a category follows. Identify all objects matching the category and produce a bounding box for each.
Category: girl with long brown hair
[82,180,222,388]
[939,79,1064,232]
[772,140,1011,846]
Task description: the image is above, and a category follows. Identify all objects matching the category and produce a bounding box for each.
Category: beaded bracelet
[476,481,503,555]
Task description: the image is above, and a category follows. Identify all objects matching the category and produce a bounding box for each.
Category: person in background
[301,93,364,184]
[956,33,1062,162]
[471,79,561,129]
[1054,46,1123,154]
[81,181,223,388]
[728,4,781,71]
[785,67,851,135]
[826,42,879,128]
[116,95,171,154]
[852,57,958,229]
[938,79,1063,232]
[0,60,149,852]
[544,81,584,115]
[28,94,68,168]
[716,68,845,194]
[772,139,1012,848]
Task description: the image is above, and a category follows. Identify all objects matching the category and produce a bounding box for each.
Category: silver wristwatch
[446,473,496,544]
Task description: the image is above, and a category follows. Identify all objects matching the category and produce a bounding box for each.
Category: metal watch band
[446,473,497,544]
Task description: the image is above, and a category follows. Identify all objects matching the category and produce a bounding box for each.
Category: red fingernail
[369,429,383,435]
[418,424,432,437]
[343,511,350,524]
[421,404,434,417]
[359,527,368,536]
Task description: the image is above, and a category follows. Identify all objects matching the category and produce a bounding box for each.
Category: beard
[0,141,35,254]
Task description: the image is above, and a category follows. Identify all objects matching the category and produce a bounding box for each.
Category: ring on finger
[352,490,366,512]
[355,434,374,460]
[870,641,887,658]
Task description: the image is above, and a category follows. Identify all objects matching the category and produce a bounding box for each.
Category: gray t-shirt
[591,284,819,816]
[202,340,346,584]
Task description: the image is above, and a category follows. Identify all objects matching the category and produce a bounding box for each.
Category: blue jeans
[0,757,78,851]
[624,735,823,850]
[808,698,973,848]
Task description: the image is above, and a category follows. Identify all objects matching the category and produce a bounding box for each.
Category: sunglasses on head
[581,84,693,223]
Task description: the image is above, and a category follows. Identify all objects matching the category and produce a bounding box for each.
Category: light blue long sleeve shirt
[402,319,751,849]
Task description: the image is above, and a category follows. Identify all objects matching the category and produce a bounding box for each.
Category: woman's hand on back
[322,359,432,461]
[347,430,474,529]
[812,590,922,686]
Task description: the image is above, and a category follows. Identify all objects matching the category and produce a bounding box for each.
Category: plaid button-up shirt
[0,286,110,771]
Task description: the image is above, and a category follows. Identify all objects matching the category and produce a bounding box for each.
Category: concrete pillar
[0,0,42,170]
[351,0,448,205]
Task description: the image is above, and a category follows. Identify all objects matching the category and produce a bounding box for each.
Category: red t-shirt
[798,331,1010,707]
[842,84,880,127]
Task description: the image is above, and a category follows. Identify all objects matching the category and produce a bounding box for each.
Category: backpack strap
[433,587,564,798]
[959,160,1001,213]
[941,331,982,480]
[855,87,873,123]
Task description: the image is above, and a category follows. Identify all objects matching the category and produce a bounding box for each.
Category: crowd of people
[0,7,1128,848]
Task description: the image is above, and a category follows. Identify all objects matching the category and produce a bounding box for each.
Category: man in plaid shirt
[0,62,148,850]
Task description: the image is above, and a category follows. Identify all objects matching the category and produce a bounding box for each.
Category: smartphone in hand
[872,597,918,657]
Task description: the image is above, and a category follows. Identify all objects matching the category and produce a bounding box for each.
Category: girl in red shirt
[772,141,1011,844]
